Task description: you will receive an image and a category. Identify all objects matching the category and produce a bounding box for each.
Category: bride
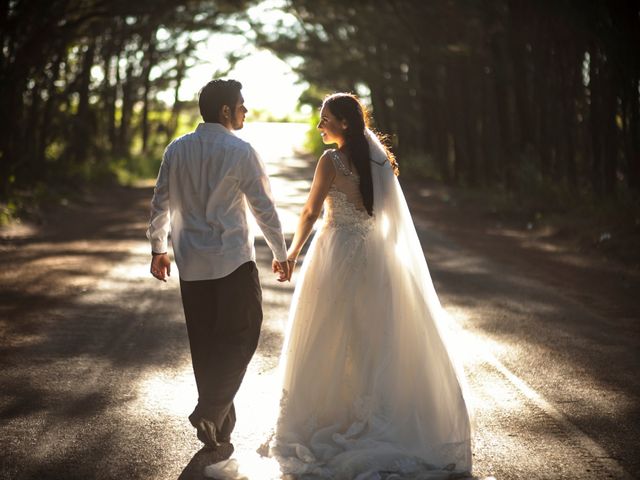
[267,93,473,479]
[206,93,472,479]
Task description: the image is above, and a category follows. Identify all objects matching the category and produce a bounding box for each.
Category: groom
[146,78,290,460]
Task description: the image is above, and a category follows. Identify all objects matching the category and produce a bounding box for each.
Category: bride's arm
[287,151,336,264]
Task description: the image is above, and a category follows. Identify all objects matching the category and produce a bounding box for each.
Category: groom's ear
[219,105,230,122]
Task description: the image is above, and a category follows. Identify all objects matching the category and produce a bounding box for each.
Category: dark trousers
[179,261,262,443]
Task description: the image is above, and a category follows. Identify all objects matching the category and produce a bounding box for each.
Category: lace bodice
[323,150,374,236]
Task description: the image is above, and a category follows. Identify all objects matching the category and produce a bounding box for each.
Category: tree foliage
[255,0,640,201]
[0,0,252,200]
[3,0,638,209]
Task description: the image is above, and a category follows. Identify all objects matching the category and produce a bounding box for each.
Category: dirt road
[1,123,638,480]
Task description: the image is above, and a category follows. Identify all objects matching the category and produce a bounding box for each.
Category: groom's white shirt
[147,122,287,281]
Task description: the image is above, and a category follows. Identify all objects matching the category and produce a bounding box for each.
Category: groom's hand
[272,259,290,282]
[150,253,171,282]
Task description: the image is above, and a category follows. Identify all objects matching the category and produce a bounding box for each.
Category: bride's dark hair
[323,93,398,216]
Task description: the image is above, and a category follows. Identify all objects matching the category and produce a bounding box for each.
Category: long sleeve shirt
[146,122,287,281]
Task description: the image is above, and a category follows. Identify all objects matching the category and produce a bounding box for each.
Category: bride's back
[324,149,371,229]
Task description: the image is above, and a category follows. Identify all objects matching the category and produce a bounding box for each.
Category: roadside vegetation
[2,1,637,266]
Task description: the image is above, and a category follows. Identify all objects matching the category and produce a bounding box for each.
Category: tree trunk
[490,29,515,188]
[589,48,604,196]
[0,0,10,71]
[73,40,96,165]
[463,58,479,186]
[167,55,186,141]
[108,48,121,152]
[433,64,451,183]
[118,61,135,157]
[37,54,63,169]
[561,43,580,188]
[480,65,496,186]
[601,66,618,196]
[508,0,532,148]
[141,29,156,154]
[628,75,640,191]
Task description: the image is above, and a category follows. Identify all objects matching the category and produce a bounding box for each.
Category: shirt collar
[195,122,235,136]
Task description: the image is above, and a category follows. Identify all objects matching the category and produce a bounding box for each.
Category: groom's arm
[237,145,288,264]
[146,148,172,281]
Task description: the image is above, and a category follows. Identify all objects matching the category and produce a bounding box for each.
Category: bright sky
[185,45,308,119]
[157,2,309,119]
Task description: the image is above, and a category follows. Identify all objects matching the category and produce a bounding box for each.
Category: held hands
[151,252,289,283]
[272,258,296,282]
[150,253,171,282]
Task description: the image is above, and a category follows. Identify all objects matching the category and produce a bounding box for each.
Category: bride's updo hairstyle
[323,93,375,216]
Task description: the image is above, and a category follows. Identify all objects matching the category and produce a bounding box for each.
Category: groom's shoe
[194,420,234,461]
[181,444,234,477]
[211,441,234,462]
[196,441,234,462]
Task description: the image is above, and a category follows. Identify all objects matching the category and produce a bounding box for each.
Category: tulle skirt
[271,218,472,479]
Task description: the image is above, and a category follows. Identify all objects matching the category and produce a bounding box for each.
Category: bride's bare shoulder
[314,149,337,178]
[318,149,338,166]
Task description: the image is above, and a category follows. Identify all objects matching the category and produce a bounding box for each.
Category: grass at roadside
[403,172,640,269]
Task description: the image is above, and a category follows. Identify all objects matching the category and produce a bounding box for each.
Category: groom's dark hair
[199,79,243,123]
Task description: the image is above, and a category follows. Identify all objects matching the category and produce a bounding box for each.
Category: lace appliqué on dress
[323,188,373,237]
[330,149,355,177]
[323,149,373,238]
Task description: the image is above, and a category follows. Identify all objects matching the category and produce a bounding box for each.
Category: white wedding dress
[268,131,472,479]
[206,131,472,480]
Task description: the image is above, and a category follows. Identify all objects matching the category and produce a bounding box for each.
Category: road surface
[0,122,638,480]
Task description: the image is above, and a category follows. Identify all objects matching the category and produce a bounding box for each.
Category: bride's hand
[285,258,297,282]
